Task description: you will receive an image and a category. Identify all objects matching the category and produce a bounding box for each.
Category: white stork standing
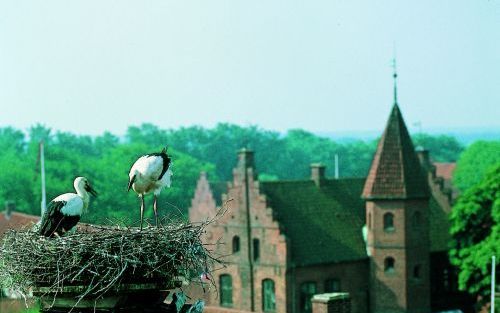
[128,147,172,230]
[39,177,97,237]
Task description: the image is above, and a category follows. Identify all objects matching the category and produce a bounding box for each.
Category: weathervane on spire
[392,57,398,105]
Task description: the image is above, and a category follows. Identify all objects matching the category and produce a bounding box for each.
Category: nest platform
[0,220,220,311]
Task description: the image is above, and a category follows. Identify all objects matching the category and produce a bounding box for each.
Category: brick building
[189,103,473,313]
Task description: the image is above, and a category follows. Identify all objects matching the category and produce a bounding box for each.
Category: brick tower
[362,71,431,313]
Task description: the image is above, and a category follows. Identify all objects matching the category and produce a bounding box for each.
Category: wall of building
[291,261,368,313]
[366,199,430,313]
[189,155,288,313]
[189,149,459,313]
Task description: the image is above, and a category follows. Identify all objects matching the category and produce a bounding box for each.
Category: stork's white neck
[75,185,90,210]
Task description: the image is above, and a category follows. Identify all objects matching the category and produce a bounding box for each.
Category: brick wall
[189,151,288,313]
[366,199,430,313]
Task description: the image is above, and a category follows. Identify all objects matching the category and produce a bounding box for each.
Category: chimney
[234,148,257,182]
[311,163,326,187]
[237,148,255,170]
[4,200,15,220]
[415,146,432,172]
[312,293,351,313]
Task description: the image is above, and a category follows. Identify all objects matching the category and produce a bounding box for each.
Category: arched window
[383,213,394,232]
[300,282,317,313]
[232,236,240,253]
[253,238,260,261]
[262,279,276,312]
[324,278,341,292]
[368,212,372,230]
[220,274,233,307]
[412,211,422,230]
[413,265,421,279]
[384,257,395,273]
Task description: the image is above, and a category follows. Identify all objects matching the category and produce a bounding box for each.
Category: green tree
[0,150,36,214]
[453,141,500,192]
[0,127,36,214]
[449,164,500,298]
[80,143,217,223]
[0,123,469,223]
[413,133,464,162]
[0,127,25,153]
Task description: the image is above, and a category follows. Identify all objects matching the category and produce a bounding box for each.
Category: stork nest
[0,212,225,302]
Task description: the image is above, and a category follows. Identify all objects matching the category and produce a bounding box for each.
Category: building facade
[189,104,472,313]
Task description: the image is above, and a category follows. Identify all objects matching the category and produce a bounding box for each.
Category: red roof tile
[434,162,456,181]
[362,104,429,200]
[0,211,39,238]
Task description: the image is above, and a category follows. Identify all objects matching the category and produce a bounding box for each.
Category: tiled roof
[429,195,451,252]
[0,211,39,238]
[260,178,368,266]
[434,162,456,181]
[362,104,429,200]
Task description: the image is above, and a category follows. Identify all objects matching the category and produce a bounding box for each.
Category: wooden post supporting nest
[35,282,182,312]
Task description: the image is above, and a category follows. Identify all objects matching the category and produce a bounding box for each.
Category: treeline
[0,123,465,222]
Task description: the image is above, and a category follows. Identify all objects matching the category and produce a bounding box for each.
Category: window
[253,238,260,261]
[412,211,422,230]
[368,212,372,229]
[383,213,394,232]
[413,265,421,279]
[262,279,276,312]
[232,236,240,253]
[220,274,233,307]
[300,282,317,313]
[324,278,341,292]
[384,257,395,273]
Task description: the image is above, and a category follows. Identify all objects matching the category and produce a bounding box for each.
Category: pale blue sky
[0,1,499,136]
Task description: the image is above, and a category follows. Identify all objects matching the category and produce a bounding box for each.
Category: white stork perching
[39,177,97,237]
[128,147,172,230]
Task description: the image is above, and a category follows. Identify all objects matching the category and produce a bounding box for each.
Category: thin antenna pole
[40,141,46,216]
[492,255,496,313]
[334,154,339,179]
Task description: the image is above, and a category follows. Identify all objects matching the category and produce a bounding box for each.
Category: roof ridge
[395,106,408,197]
[261,177,366,185]
[6,211,40,219]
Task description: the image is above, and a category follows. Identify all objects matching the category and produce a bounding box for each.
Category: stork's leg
[153,195,159,227]
[140,195,145,231]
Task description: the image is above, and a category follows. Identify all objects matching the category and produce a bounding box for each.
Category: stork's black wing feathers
[39,200,66,237]
[147,149,171,180]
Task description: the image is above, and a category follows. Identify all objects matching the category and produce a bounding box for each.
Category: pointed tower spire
[362,70,429,200]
